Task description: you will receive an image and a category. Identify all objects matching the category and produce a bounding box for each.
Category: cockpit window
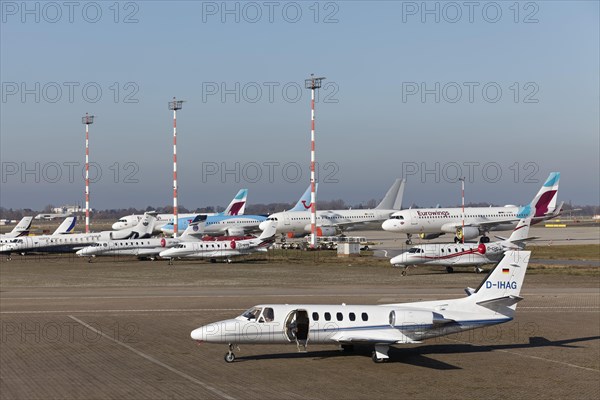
[408,248,422,253]
[392,215,404,220]
[242,307,262,320]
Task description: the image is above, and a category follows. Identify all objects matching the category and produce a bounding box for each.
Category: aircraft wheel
[224,352,235,363]
[475,267,483,273]
[341,344,354,352]
[371,351,385,363]
[480,236,490,244]
[401,269,407,276]
[226,259,232,264]
[210,259,217,263]
[446,266,454,274]
[405,240,411,245]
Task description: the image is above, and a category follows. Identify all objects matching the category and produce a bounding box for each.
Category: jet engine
[316,226,336,236]
[418,233,444,240]
[226,227,245,237]
[455,226,479,241]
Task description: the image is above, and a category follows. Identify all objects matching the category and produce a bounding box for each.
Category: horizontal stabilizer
[477,295,523,312]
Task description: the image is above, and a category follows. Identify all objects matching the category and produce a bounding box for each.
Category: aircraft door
[284,309,309,351]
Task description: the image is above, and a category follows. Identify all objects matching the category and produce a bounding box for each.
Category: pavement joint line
[67,315,237,400]
[444,337,600,373]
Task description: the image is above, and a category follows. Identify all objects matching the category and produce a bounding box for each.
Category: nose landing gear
[224,343,238,363]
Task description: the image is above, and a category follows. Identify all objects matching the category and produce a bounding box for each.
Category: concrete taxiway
[1,255,598,400]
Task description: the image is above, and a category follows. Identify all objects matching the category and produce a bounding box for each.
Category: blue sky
[1,1,598,210]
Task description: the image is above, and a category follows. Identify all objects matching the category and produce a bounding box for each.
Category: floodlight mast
[305,75,325,249]
[81,113,95,234]
[168,97,184,237]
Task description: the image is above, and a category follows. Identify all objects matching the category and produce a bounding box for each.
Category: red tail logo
[301,200,312,209]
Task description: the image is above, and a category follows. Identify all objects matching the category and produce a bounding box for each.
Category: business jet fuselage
[192,251,531,363]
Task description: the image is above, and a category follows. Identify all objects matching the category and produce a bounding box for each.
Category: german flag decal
[502,268,510,274]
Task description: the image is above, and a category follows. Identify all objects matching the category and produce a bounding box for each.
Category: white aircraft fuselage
[76,238,180,258]
[259,209,396,237]
[191,250,531,363]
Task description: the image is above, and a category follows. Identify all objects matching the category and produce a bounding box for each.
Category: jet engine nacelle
[418,233,443,240]
[226,227,245,237]
[388,309,444,327]
[316,226,336,236]
[456,226,480,241]
[286,232,306,239]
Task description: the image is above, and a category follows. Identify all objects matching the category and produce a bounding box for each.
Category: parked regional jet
[76,237,180,261]
[258,179,405,238]
[159,221,277,263]
[0,216,77,248]
[191,250,531,363]
[390,218,535,274]
[0,213,156,257]
[382,172,561,244]
[112,189,248,232]
[0,216,33,238]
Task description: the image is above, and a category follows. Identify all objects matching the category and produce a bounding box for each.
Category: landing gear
[446,266,454,273]
[474,266,483,273]
[340,344,354,352]
[168,258,174,266]
[372,345,389,363]
[224,343,236,363]
[210,258,217,263]
[400,265,413,276]
[405,234,412,245]
[226,259,232,264]
[479,236,490,244]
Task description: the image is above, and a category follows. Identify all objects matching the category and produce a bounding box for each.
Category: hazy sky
[1,1,598,210]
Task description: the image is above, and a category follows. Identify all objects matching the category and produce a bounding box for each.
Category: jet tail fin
[180,215,207,240]
[376,179,405,210]
[528,172,560,218]
[131,212,157,239]
[52,216,77,235]
[221,189,248,216]
[257,222,277,243]
[9,216,33,237]
[290,184,317,211]
[468,250,530,317]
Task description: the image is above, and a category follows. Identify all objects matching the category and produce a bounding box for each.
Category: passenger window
[325,312,331,321]
[361,312,368,321]
[349,313,356,321]
[312,312,319,321]
[336,312,343,321]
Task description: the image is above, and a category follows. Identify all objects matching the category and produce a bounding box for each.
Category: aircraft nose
[191,327,206,341]
[382,219,397,231]
[76,249,84,256]
[258,221,268,231]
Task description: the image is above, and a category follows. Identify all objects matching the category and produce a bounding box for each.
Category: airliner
[0,216,33,238]
[0,213,156,257]
[159,221,277,263]
[111,189,248,232]
[382,172,561,244]
[390,218,535,274]
[258,179,405,238]
[191,250,531,363]
[160,185,314,237]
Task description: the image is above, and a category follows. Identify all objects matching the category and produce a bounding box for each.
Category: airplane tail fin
[221,189,248,216]
[376,179,405,210]
[180,215,207,240]
[131,212,157,238]
[290,184,317,211]
[468,250,531,317]
[52,216,77,235]
[257,221,277,243]
[527,172,560,218]
[10,216,33,236]
[506,218,531,243]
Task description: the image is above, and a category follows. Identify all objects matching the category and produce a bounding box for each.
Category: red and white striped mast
[459,177,465,243]
[168,97,184,237]
[81,113,94,234]
[305,74,325,249]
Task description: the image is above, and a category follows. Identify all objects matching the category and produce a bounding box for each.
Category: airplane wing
[445,218,519,231]
[330,331,421,345]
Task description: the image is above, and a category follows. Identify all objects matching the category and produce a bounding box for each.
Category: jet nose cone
[258,221,268,231]
[382,219,397,231]
[191,327,205,341]
[76,249,84,256]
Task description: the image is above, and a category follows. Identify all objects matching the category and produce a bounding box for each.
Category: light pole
[81,113,94,234]
[459,177,465,243]
[305,74,325,249]
[168,97,184,237]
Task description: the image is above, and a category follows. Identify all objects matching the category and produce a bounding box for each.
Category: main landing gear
[224,343,237,363]
[479,236,490,243]
[446,266,454,273]
[371,345,390,363]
